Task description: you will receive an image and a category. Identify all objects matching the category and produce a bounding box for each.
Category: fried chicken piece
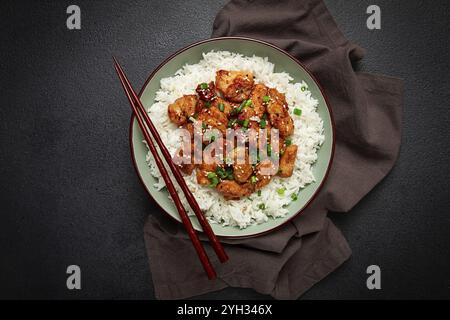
[247,83,268,118]
[234,84,268,121]
[180,163,195,176]
[254,160,278,190]
[197,113,227,134]
[196,99,207,113]
[232,147,253,184]
[271,115,294,138]
[196,168,213,185]
[266,88,294,138]
[197,98,230,136]
[173,146,195,175]
[216,180,255,200]
[167,94,198,126]
[196,97,233,115]
[266,88,288,113]
[278,145,298,178]
[238,105,257,121]
[208,101,230,124]
[196,162,219,186]
[196,81,216,101]
[215,70,254,102]
[196,148,221,185]
[211,97,233,116]
[247,120,260,131]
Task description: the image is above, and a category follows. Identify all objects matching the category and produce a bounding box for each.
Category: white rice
[145,51,324,229]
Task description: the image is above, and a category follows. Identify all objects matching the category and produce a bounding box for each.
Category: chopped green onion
[202,122,207,129]
[285,138,292,146]
[215,167,227,179]
[245,99,253,107]
[218,103,225,112]
[207,172,217,179]
[225,167,234,180]
[209,177,219,187]
[262,95,270,103]
[300,86,306,92]
[277,188,285,196]
[261,113,267,120]
[231,106,240,116]
[243,119,249,128]
[291,193,298,201]
[200,83,208,89]
[210,135,216,142]
[205,101,211,107]
[293,108,302,116]
[207,172,219,187]
[239,100,247,110]
[257,190,262,196]
[260,118,267,129]
[228,119,237,128]
[221,169,228,179]
[267,144,272,157]
[231,101,246,115]
[250,175,257,184]
[258,203,265,210]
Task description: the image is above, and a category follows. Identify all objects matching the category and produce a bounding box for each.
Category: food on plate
[146,51,324,228]
[167,70,298,199]
[167,94,198,125]
[215,70,254,102]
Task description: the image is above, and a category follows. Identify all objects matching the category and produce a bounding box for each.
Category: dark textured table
[1,0,449,299]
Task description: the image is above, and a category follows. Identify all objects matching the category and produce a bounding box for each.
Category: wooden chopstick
[113,58,229,264]
[113,61,217,280]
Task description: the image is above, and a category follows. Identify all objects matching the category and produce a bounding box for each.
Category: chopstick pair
[113,57,228,279]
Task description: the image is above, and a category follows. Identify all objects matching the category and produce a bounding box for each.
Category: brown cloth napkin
[143,0,403,299]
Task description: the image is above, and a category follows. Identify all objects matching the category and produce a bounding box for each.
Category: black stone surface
[0,0,449,299]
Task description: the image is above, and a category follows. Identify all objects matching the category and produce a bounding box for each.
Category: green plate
[130,37,335,238]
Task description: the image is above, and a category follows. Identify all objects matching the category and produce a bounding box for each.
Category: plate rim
[128,36,336,239]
